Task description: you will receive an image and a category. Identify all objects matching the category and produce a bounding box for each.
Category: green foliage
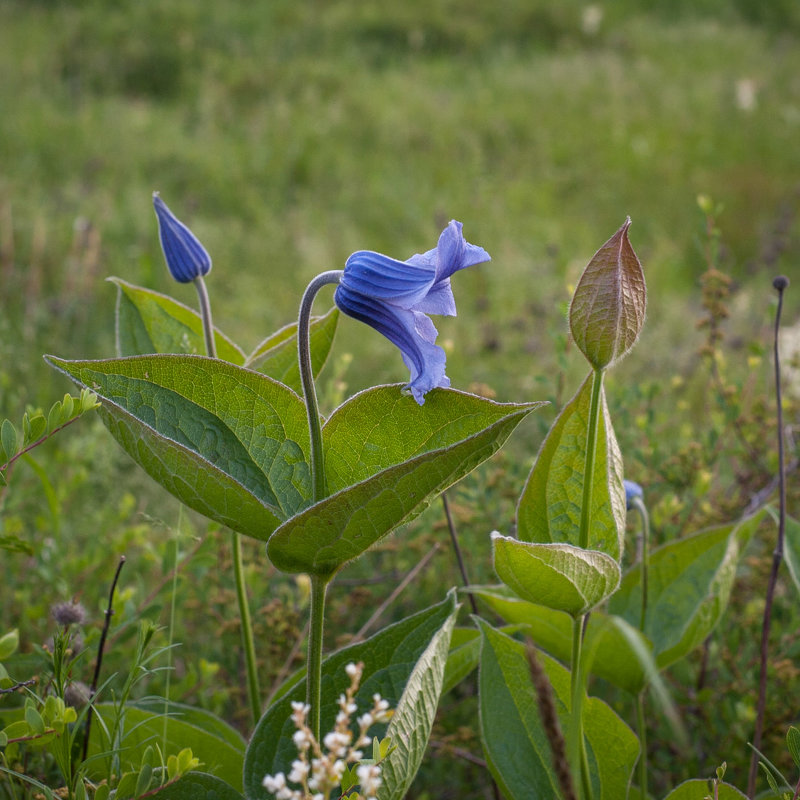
[516,373,625,560]
[477,620,639,799]
[147,772,243,800]
[243,592,458,798]
[268,388,540,576]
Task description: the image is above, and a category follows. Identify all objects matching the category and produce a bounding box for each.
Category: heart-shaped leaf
[243,592,458,799]
[245,306,339,394]
[268,387,542,576]
[46,354,311,542]
[517,373,625,560]
[112,278,245,363]
[478,620,639,800]
[609,510,766,669]
[492,534,620,617]
[569,218,646,370]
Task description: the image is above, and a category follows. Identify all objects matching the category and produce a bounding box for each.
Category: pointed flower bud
[569,218,646,370]
[334,220,490,404]
[152,192,212,283]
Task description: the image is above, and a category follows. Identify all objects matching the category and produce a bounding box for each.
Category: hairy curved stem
[194,276,216,359]
[298,271,343,502]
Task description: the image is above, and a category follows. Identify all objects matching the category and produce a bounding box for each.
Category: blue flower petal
[624,480,644,510]
[334,284,448,404]
[341,250,435,308]
[153,193,212,283]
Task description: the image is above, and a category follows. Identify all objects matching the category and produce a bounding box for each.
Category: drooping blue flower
[624,479,644,510]
[334,220,490,404]
[152,193,212,283]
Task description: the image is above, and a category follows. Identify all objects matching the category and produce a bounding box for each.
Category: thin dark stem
[631,496,650,631]
[747,275,789,798]
[298,271,343,503]
[82,556,125,762]
[441,493,479,615]
[307,575,329,742]
[232,531,261,725]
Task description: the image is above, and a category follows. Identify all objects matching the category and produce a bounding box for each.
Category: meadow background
[1,0,799,797]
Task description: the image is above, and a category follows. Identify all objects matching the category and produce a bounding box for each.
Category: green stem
[632,496,650,630]
[636,692,648,800]
[578,369,605,550]
[298,271,343,502]
[194,276,216,359]
[568,616,591,799]
[307,575,329,741]
[233,531,261,725]
[193,275,261,724]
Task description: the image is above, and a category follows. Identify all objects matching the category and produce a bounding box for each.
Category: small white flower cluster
[262,662,392,800]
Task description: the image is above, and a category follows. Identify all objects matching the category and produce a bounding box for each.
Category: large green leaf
[377,598,457,800]
[46,354,311,542]
[268,387,541,576]
[245,306,340,395]
[112,278,245,363]
[88,701,245,791]
[243,592,458,799]
[492,534,620,616]
[568,218,646,371]
[662,779,748,799]
[474,585,651,695]
[516,373,625,560]
[478,620,639,800]
[152,773,243,800]
[609,510,766,669]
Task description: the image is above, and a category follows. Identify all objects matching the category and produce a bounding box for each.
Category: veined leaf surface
[46,354,311,541]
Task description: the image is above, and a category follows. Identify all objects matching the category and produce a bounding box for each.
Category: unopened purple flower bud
[153,192,212,283]
[624,480,644,510]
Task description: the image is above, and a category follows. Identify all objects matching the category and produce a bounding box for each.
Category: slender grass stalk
[163,507,183,754]
[194,274,262,725]
[747,275,790,798]
[636,693,648,800]
[297,270,342,741]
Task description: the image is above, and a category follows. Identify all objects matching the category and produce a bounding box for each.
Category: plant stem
[83,556,125,763]
[631,495,650,630]
[442,493,479,615]
[194,276,216,359]
[747,276,789,798]
[307,575,329,741]
[636,692,648,800]
[568,616,592,799]
[194,274,261,724]
[233,530,261,725]
[578,369,605,550]
[298,270,343,502]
